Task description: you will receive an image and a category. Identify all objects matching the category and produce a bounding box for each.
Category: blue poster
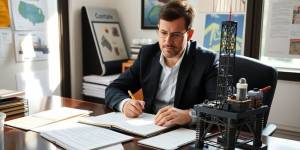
[203,14,245,54]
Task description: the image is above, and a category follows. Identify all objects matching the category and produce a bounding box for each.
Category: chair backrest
[233,55,278,126]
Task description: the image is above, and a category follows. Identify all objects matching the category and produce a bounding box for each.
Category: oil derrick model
[193,20,269,150]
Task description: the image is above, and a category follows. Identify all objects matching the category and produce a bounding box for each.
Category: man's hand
[123,99,145,118]
[154,106,192,127]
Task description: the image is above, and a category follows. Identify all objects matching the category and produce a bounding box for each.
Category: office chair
[233,55,278,136]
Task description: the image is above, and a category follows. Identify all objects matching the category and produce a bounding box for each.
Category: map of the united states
[18,1,45,25]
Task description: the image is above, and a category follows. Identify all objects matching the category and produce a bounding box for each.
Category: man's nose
[165,34,173,43]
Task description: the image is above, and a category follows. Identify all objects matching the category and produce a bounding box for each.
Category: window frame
[58,0,71,97]
[244,0,300,82]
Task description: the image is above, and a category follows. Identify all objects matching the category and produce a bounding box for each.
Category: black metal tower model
[193,20,269,150]
[215,21,237,109]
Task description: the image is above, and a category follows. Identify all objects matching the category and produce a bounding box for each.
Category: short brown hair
[159,0,195,30]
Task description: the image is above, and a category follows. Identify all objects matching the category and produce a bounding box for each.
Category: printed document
[138,128,196,149]
[37,121,133,150]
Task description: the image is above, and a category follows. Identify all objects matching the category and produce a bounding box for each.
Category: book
[0,98,26,109]
[0,89,25,99]
[35,121,133,150]
[0,105,26,113]
[0,98,28,117]
[83,74,119,86]
[138,128,196,149]
[130,53,138,60]
[79,112,170,137]
[4,108,27,116]
[5,107,91,130]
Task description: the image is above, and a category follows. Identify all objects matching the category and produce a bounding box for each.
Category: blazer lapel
[147,52,162,113]
[174,48,194,107]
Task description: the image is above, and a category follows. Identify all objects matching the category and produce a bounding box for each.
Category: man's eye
[160,32,168,35]
[172,33,181,37]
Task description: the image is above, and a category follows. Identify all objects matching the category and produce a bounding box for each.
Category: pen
[128,90,136,100]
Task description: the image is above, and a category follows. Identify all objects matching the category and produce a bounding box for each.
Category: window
[244,0,300,81]
[260,0,300,75]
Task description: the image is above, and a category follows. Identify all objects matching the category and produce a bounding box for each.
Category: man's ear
[187,29,194,41]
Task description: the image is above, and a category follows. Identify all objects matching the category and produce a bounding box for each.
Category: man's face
[158,17,193,59]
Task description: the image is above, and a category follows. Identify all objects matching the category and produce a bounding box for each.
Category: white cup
[0,112,5,128]
[0,112,5,150]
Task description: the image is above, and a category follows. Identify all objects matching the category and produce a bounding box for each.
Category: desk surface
[2,96,300,150]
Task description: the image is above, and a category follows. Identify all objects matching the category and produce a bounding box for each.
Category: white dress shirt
[153,48,186,112]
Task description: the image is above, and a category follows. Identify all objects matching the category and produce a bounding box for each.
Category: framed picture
[91,21,128,62]
[141,0,170,29]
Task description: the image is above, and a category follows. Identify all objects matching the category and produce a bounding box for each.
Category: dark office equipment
[193,20,278,150]
[81,6,129,75]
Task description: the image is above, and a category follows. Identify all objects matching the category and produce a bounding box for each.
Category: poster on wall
[0,0,11,28]
[14,31,48,62]
[203,13,245,54]
[92,22,128,62]
[141,0,198,29]
[264,0,300,58]
[0,29,12,60]
[11,0,47,30]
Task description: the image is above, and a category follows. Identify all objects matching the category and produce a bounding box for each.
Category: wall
[0,1,61,104]
[68,0,300,132]
[68,0,207,99]
[269,80,300,132]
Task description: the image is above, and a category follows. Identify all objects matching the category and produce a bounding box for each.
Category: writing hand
[154,106,191,127]
[123,99,145,118]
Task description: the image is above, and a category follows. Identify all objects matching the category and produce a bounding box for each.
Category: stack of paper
[0,89,25,99]
[0,89,28,116]
[82,74,119,99]
[5,107,91,130]
[35,121,133,150]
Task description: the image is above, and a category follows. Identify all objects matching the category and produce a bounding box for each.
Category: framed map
[11,0,47,30]
[92,22,128,62]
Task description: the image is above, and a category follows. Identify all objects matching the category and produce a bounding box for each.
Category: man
[105,0,218,127]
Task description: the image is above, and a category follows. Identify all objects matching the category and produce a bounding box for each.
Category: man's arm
[105,54,142,111]
[154,106,192,127]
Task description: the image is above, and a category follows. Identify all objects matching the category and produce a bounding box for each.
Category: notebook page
[138,128,196,150]
[32,107,91,121]
[5,116,53,130]
[5,107,91,130]
[80,112,167,137]
[39,122,133,150]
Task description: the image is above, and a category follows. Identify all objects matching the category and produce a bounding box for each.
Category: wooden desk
[2,96,300,150]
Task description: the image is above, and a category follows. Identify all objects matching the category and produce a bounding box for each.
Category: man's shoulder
[139,42,160,57]
[189,41,217,57]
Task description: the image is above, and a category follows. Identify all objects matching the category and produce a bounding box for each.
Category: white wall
[0,0,61,101]
[269,80,300,132]
[68,0,300,132]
